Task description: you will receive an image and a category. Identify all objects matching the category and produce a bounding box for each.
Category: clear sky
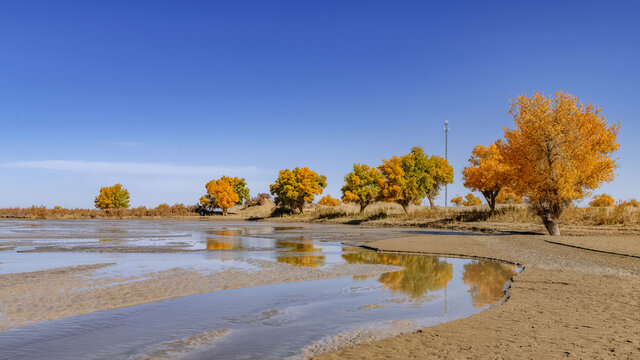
[1,0,638,208]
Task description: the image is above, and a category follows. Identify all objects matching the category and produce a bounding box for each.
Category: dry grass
[305,202,640,228]
[0,204,200,219]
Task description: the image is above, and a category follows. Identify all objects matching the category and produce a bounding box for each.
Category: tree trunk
[222,208,228,216]
[482,191,497,211]
[427,196,435,209]
[359,201,368,214]
[399,201,409,214]
[543,217,560,236]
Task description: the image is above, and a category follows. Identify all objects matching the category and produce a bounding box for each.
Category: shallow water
[0,219,520,359]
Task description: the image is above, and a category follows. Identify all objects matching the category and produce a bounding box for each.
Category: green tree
[463,193,482,206]
[94,184,130,209]
[270,167,327,213]
[341,164,383,213]
[425,155,454,208]
[378,146,436,213]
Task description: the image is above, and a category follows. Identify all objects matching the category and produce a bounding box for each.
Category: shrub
[318,195,341,207]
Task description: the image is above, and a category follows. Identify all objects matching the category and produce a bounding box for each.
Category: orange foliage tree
[318,195,341,207]
[341,164,383,213]
[496,188,523,205]
[200,176,248,215]
[463,193,482,206]
[270,167,327,213]
[378,147,451,213]
[500,91,620,235]
[450,196,463,206]
[462,142,511,211]
[589,193,615,207]
[94,184,130,209]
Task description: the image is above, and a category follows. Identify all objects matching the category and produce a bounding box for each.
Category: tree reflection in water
[342,252,453,298]
[462,260,517,307]
[206,240,235,250]
[276,237,326,268]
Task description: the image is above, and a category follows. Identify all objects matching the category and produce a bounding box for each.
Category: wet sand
[316,234,640,359]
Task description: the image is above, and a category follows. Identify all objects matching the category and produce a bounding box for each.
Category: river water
[0,220,520,359]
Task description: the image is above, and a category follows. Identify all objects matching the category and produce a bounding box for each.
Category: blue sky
[1,0,638,208]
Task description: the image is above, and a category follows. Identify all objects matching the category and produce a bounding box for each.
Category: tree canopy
[378,146,443,212]
[270,167,327,213]
[318,195,341,207]
[200,176,248,215]
[341,164,383,213]
[500,91,620,235]
[94,184,130,209]
[462,142,511,210]
[589,193,615,207]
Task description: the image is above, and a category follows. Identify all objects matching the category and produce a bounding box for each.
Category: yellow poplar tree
[426,155,454,208]
[462,142,511,211]
[94,184,130,209]
[318,195,341,207]
[270,167,327,213]
[341,164,383,213]
[589,193,615,207]
[500,91,620,235]
[378,147,436,213]
[200,176,245,215]
[496,188,523,204]
[463,193,482,206]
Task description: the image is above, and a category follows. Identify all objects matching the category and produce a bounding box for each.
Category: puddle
[0,219,520,359]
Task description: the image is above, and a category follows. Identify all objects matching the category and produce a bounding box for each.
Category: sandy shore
[316,234,640,359]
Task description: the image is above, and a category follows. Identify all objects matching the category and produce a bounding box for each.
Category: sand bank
[316,234,640,359]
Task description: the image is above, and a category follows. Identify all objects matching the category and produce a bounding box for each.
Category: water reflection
[342,252,453,298]
[208,229,244,236]
[206,240,237,250]
[462,260,517,307]
[276,237,326,268]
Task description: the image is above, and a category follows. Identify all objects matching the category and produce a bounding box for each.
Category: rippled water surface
[0,219,520,359]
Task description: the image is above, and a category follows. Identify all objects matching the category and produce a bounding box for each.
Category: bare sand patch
[315,234,640,359]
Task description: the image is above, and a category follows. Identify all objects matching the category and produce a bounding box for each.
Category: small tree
[500,91,620,235]
[200,176,248,215]
[95,184,130,209]
[270,167,327,213]
[426,155,454,208]
[378,146,435,213]
[462,142,511,211]
[589,193,615,207]
[450,196,464,206]
[463,193,482,206]
[341,164,383,213]
[247,193,271,207]
[318,195,341,207]
[496,188,523,205]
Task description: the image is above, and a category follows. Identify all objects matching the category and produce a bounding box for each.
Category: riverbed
[0,219,519,359]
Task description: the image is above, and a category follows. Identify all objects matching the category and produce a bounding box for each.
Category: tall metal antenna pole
[444,121,450,206]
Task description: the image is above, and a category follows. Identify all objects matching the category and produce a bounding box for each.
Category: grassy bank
[2,202,639,235]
